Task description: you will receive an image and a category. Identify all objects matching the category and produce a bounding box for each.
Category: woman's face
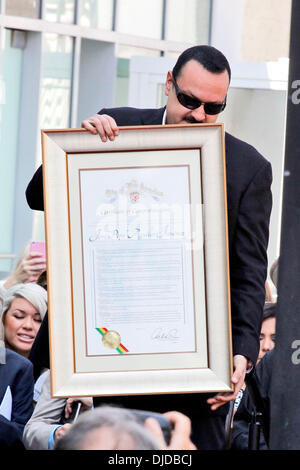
[3,297,42,357]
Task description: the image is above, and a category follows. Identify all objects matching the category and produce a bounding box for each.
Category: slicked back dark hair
[172,45,231,82]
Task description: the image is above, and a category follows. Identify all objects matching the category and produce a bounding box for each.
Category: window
[5,0,40,18]
[165,0,211,44]
[78,0,114,30]
[116,0,163,39]
[0,29,23,272]
[40,33,74,130]
[115,45,161,107]
[43,0,75,24]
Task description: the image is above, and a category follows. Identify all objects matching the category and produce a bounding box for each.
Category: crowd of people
[0,240,277,450]
[1,44,277,451]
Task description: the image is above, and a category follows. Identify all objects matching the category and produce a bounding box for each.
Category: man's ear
[164,71,173,97]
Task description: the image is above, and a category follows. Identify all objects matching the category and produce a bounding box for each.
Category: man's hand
[54,423,72,442]
[64,397,93,419]
[144,411,197,450]
[207,354,248,411]
[81,114,119,142]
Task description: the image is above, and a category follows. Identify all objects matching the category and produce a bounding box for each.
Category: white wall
[221,87,287,270]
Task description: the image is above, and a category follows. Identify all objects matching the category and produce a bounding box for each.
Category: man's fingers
[210,401,229,411]
[207,392,235,410]
[81,118,98,134]
[105,114,119,136]
[207,378,242,410]
[81,114,119,142]
[101,116,117,141]
[207,354,248,410]
[65,400,74,418]
[144,417,166,449]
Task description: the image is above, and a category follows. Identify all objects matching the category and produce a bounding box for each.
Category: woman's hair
[0,282,47,363]
[263,302,276,321]
[1,282,48,321]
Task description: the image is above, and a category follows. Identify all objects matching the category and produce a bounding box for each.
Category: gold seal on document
[102,330,121,349]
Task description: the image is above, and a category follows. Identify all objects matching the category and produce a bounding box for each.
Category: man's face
[164,59,229,125]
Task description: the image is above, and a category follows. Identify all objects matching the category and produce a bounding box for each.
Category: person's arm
[3,252,46,288]
[48,423,72,449]
[230,160,273,363]
[48,397,93,448]
[0,415,25,448]
[230,351,273,450]
[10,360,34,438]
[207,355,248,410]
[23,372,66,450]
[208,160,272,409]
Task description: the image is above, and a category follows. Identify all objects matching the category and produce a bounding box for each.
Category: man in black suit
[0,349,34,447]
[26,45,272,449]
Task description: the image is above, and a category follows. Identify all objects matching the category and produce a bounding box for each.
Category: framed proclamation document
[41,124,233,397]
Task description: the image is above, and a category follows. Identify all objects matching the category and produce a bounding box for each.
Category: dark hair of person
[172,45,231,82]
[263,302,276,321]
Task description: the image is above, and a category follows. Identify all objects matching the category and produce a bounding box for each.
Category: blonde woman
[1,283,47,359]
[0,313,35,445]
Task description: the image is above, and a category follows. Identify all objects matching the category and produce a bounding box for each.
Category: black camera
[130,409,173,445]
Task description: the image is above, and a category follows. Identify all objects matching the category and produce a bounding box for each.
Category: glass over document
[74,151,204,358]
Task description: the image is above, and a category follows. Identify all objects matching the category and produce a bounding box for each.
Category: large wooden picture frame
[42,124,233,397]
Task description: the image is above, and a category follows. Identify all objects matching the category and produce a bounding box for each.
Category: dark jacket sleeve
[0,352,34,440]
[10,358,34,437]
[229,158,273,364]
[231,350,273,450]
[0,415,25,448]
[26,165,44,211]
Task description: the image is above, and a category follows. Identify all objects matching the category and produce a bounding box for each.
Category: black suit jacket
[0,349,34,443]
[26,107,272,425]
[231,349,273,450]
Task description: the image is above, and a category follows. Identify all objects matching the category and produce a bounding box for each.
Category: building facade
[0,0,291,282]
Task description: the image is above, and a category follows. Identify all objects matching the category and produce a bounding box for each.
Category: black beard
[184,116,203,124]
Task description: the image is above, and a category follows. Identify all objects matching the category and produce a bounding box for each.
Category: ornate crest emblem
[129,191,140,203]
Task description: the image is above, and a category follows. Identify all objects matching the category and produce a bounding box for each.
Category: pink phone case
[30,241,46,257]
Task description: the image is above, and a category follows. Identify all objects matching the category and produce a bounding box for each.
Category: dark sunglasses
[172,78,226,115]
